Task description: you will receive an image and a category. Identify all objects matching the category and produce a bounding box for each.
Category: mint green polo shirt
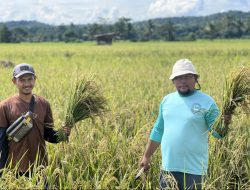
[150,90,220,175]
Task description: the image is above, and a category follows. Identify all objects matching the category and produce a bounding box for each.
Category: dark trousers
[160,171,204,190]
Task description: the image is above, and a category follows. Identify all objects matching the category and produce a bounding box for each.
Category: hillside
[0,11,250,42]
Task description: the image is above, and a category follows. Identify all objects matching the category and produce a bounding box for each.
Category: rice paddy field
[0,40,249,189]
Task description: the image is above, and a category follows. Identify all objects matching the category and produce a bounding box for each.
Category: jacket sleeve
[44,127,60,143]
[43,100,60,143]
[0,128,8,170]
[0,102,9,171]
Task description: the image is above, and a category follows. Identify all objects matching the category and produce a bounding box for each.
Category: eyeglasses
[173,74,194,81]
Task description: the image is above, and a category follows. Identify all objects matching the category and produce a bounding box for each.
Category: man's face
[172,74,196,95]
[13,74,36,95]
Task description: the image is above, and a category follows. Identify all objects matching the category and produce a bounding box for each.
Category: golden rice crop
[0,41,249,189]
[56,75,108,141]
[212,66,250,137]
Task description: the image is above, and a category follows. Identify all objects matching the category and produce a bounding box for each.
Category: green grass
[0,40,249,189]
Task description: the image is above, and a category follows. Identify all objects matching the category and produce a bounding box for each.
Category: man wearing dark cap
[0,63,71,177]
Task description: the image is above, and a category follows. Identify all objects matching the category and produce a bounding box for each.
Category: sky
[0,0,250,25]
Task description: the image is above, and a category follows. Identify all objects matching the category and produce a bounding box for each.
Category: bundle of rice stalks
[57,76,108,141]
[212,66,250,137]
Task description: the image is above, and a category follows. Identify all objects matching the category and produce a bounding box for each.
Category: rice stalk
[57,75,108,141]
[212,66,250,137]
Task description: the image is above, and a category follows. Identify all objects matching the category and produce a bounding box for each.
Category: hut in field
[94,33,117,45]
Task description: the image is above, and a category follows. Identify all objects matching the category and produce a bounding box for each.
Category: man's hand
[222,114,232,126]
[139,140,160,170]
[135,156,150,180]
[62,125,71,136]
[140,156,151,171]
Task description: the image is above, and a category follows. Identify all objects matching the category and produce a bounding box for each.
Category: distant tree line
[1,11,250,43]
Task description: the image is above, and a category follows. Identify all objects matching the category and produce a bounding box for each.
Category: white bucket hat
[169,59,199,80]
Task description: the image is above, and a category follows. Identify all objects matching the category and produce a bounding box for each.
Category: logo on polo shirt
[191,103,202,114]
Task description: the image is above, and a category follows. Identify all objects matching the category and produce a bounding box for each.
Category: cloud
[148,0,203,18]
[202,0,250,14]
[0,0,250,24]
[81,7,122,24]
[0,0,145,24]
[31,1,123,24]
[147,0,250,18]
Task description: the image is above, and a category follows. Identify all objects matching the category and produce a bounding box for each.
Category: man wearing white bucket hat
[139,59,231,189]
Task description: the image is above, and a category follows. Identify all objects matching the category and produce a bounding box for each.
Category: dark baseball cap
[13,63,35,78]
